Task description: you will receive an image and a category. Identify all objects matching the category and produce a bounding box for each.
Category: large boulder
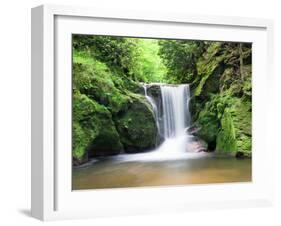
[230,98,252,156]
[195,107,220,150]
[195,93,251,157]
[215,98,251,157]
[216,109,237,154]
[73,92,123,163]
[195,95,223,150]
[115,93,158,153]
[187,136,208,153]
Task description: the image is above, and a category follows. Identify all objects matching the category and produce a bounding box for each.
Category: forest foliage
[72,34,252,165]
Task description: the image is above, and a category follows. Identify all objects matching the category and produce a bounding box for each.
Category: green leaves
[131,39,167,82]
[158,40,205,83]
[73,35,138,79]
[73,35,168,83]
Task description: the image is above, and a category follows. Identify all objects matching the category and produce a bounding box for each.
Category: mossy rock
[196,108,220,150]
[215,98,251,156]
[87,124,123,157]
[85,100,123,157]
[230,98,252,156]
[147,85,161,98]
[194,62,225,99]
[193,43,226,97]
[72,122,91,165]
[194,94,229,150]
[73,92,123,163]
[195,93,251,156]
[115,93,157,153]
[216,109,237,154]
[73,56,132,115]
[73,92,99,163]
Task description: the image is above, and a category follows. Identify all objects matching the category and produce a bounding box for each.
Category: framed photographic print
[31,4,274,221]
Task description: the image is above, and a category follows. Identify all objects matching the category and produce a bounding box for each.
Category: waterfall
[160,85,191,138]
[114,83,207,162]
[143,83,191,141]
[143,85,160,144]
[142,83,192,156]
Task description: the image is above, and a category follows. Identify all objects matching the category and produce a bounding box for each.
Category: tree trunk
[239,43,244,81]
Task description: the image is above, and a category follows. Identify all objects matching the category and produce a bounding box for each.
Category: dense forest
[72,35,252,166]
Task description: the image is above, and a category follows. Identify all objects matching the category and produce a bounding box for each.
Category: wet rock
[115,93,158,153]
[187,136,208,153]
[235,151,245,159]
[185,125,201,135]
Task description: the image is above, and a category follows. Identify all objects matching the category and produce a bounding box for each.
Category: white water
[146,84,194,160]
[112,84,207,162]
[143,85,160,143]
[161,85,190,138]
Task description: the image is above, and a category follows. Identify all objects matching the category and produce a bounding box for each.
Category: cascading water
[149,84,192,159]
[143,85,160,146]
[113,83,207,162]
[160,85,191,138]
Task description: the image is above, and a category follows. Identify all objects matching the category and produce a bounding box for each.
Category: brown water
[72,154,252,190]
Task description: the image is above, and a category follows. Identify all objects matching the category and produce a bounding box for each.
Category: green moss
[231,98,252,155]
[195,92,251,156]
[216,109,237,153]
[241,65,252,97]
[72,92,100,162]
[196,108,219,148]
[88,122,123,156]
[194,43,226,97]
[196,95,251,155]
[195,95,220,149]
[73,50,158,162]
[73,51,107,68]
[236,134,251,155]
[73,122,90,160]
[73,52,132,114]
[115,93,157,152]
[193,42,252,157]
[73,91,123,160]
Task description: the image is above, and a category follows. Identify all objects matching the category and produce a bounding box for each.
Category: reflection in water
[72,155,252,190]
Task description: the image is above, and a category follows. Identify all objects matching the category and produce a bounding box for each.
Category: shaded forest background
[72,35,252,165]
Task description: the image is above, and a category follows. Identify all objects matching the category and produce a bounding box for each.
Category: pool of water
[72,153,252,190]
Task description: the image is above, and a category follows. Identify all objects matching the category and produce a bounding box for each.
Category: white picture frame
[31,4,274,221]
